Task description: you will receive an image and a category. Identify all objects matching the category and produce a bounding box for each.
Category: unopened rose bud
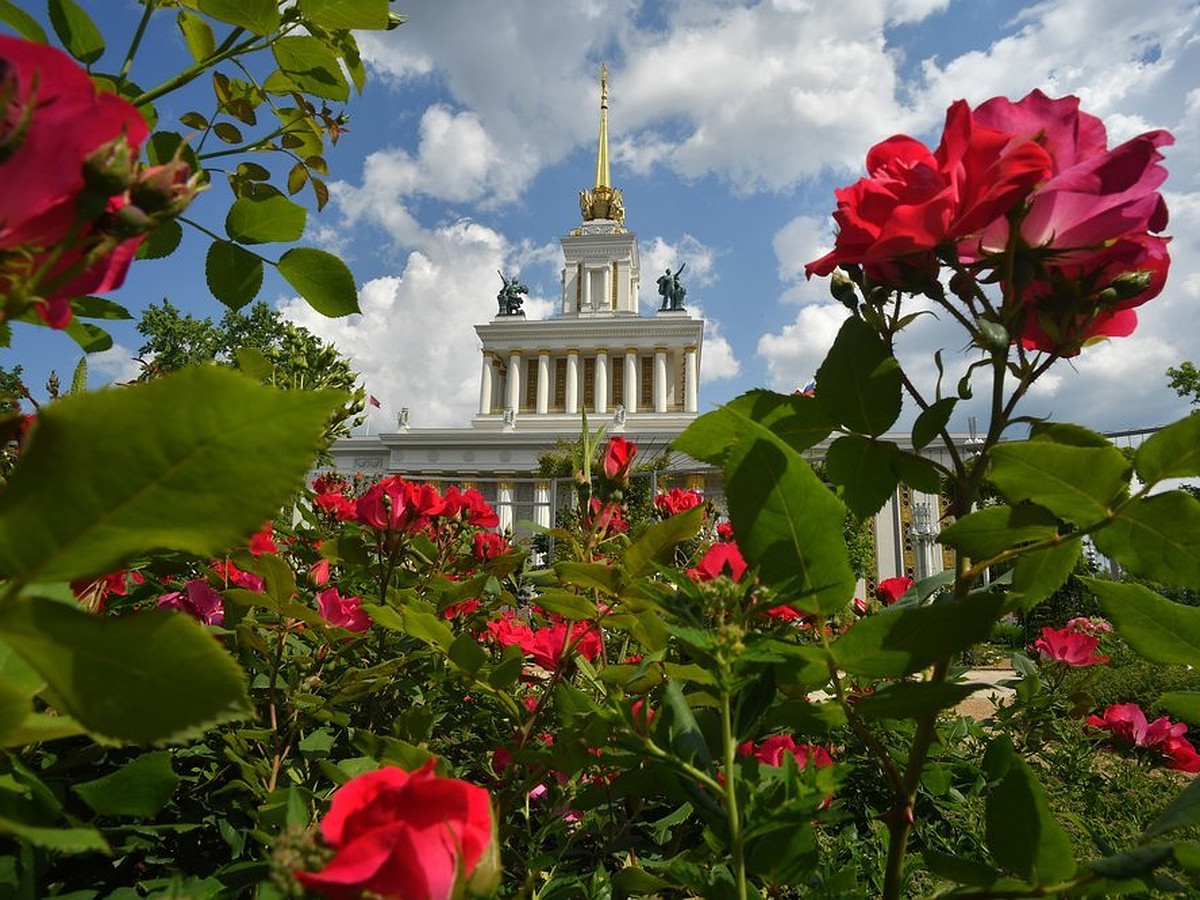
[83,134,136,197]
[130,158,199,218]
[948,270,974,301]
[975,318,1011,351]
[830,271,858,311]
[1101,270,1154,303]
[113,203,154,237]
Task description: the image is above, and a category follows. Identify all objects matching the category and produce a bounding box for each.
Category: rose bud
[82,133,136,198]
[130,158,200,218]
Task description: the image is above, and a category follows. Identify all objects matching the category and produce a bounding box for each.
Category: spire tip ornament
[578,64,625,228]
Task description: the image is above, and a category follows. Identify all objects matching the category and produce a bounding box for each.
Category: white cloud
[692,307,740,384]
[638,235,718,313]
[87,344,141,385]
[756,302,851,392]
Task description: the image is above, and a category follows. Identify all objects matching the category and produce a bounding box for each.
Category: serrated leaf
[277,247,360,317]
[939,504,1059,559]
[1088,578,1200,666]
[136,219,183,261]
[825,435,900,519]
[923,850,1001,888]
[815,316,902,436]
[213,121,243,144]
[0,596,251,744]
[198,0,280,35]
[206,240,264,309]
[305,155,329,176]
[272,35,350,102]
[912,398,957,450]
[73,751,179,816]
[1089,844,1174,880]
[72,296,132,320]
[0,367,341,582]
[1011,539,1080,608]
[364,604,453,652]
[1092,491,1200,588]
[0,0,48,41]
[311,176,330,211]
[287,161,309,195]
[0,678,30,745]
[63,318,111,353]
[984,738,1075,884]
[48,0,104,64]
[447,633,488,675]
[625,504,705,577]
[988,442,1131,527]
[832,592,1006,678]
[225,194,307,244]
[852,681,982,721]
[0,814,108,853]
[176,10,215,63]
[179,111,209,130]
[1136,414,1200,484]
[297,0,389,29]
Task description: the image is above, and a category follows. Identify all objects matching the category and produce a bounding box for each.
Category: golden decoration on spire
[579,64,625,226]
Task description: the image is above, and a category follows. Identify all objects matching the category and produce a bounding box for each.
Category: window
[524,358,537,411]
[641,356,654,408]
[554,358,566,411]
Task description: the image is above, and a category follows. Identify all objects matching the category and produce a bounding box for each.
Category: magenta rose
[0,36,150,327]
[297,763,498,900]
[1032,625,1109,667]
[317,587,370,633]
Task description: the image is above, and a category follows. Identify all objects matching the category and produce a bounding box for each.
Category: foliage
[1167,361,1200,405]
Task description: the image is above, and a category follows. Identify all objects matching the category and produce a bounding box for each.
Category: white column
[533,481,552,565]
[581,267,591,310]
[536,351,550,415]
[624,349,638,414]
[478,352,493,415]
[565,350,579,415]
[684,345,698,413]
[595,349,608,414]
[497,481,514,534]
[602,264,612,310]
[507,351,521,413]
[653,347,668,413]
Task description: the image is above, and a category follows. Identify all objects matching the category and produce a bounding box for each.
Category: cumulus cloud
[88,344,141,385]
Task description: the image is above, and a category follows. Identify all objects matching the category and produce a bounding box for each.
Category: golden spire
[595,64,610,191]
[578,64,625,227]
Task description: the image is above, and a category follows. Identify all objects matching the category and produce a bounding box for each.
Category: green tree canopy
[1167,361,1200,405]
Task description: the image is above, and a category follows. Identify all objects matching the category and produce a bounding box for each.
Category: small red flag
[369,395,381,408]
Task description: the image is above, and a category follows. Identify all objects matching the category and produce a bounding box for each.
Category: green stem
[116,1,155,90]
[720,688,748,900]
[132,28,259,108]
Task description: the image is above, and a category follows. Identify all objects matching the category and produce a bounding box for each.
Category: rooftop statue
[657,263,687,311]
[496,271,528,315]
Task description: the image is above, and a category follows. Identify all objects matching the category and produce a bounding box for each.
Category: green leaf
[176,10,216,63]
[1011,540,1080,608]
[1,712,86,747]
[73,751,179,816]
[922,850,1001,888]
[1029,421,1112,448]
[938,504,1059,560]
[719,390,834,453]
[206,240,264,309]
[0,596,251,744]
[988,442,1131,527]
[624,504,705,577]
[136,219,183,261]
[662,681,711,768]
[225,194,307,245]
[677,405,854,614]
[271,35,350,102]
[832,592,1007,678]
[534,591,597,621]
[63,318,111,353]
[277,247,360,317]
[984,738,1075,884]
[0,367,341,582]
[0,677,31,745]
[197,0,280,35]
[1089,844,1173,880]
[1136,413,1200,484]
[1159,692,1200,724]
[213,121,243,143]
[555,562,622,595]
[48,0,104,64]
[1143,777,1200,840]
[72,296,132,321]
[851,681,982,721]
[912,398,957,450]
[287,161,309,195]
[814,316,902,436]
[1092,491,1200,588]
[0,815,108,854]
[364,604,454,652]
[0,0,48,41]
[297,0,390,29]
[825,435,900,519]
[1088,578,1200,666]
[447,633,487,675]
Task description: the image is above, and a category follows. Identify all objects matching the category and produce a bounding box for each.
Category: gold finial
[579,64,625,227]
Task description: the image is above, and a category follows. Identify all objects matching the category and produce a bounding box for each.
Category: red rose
[1032,625,1109,667]
[687,541,747,582]
[297,763,498,900]
[876,576,914,605]
[0,36,150,327]
[317,587,370,633]
[602,435,636,483]
[157,579,224,627]
[654,487,704,516]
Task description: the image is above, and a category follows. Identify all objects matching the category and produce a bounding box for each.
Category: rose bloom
[247,522,279,557]
[317,587,370,633]
[875,576,914,605]
[805,98,1050,281]
[157,579,224,627]
[688,541,747,583]
[211,558,264,593]
[655,488,704,516]
[297,763,498,900]
[472,530,508,562]
[1087,703,1200,773]
[586,498,628,536]
[1033,625,1109,666]
[0,36,150,328]
[602,435,636,483]
[739,734,834,770]
[441,486,500,528]
[356,476,446,534]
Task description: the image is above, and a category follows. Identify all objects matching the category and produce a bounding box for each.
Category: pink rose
[0,36,150,327]
[317,587,370,633]
[297,763,498,900]
[157,578,224,626]
[1032,626,1109,667]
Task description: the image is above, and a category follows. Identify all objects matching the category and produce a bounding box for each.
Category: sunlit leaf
[206,240,264,309]
[225,194,307,244]
[48,0,104,64]
[176,10,215,63]
[198,0,280,36]
[277,247,359,317]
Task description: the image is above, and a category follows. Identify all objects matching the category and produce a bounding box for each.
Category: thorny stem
[116,2,155,90]
[720,686,748,900]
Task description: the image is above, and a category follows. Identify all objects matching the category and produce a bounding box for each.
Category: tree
[1167,360,1200,405]
[136,299,365,443]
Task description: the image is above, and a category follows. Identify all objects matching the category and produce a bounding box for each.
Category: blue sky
[5,0,1199,434]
